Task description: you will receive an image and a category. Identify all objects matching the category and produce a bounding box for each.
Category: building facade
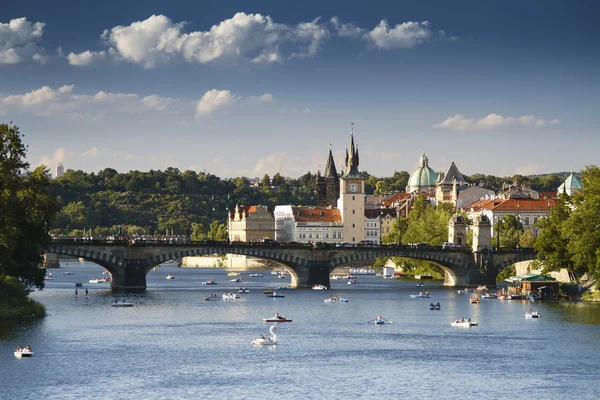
[274,205,342,244]
[228,204,275,242]
[316,150,340,208]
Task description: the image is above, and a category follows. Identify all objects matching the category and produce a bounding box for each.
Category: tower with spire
[338,123,365,244]
[316,147,340,208]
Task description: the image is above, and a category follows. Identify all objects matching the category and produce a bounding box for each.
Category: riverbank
[0,299,46,320]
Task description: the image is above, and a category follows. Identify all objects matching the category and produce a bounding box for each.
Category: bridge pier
[290,260,331,289]
[110,262,148,292]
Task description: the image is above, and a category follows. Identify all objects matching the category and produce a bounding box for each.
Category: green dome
[407,153,437,191]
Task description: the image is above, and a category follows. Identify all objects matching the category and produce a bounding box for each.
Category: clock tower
[338,124,365,244]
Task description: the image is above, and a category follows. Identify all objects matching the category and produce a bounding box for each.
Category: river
[1,261,599,400]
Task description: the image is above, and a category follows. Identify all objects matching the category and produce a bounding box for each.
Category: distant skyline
[2,1,599,178]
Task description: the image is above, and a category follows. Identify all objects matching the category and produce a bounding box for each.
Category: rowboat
[324,297,348,303]
[410,294,430,299]
[263,317,292,323]
[451,319,477,327]
[111,301,133,307]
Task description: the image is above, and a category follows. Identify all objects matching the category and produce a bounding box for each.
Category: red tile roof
[291,207,342,223]
[465,198,556,212]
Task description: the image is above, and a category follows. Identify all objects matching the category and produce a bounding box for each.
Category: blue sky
[2,0,598,179]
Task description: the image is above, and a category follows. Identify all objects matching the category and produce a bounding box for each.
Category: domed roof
[407,153,438,189]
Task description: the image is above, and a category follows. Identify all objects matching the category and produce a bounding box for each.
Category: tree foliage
[0,123,58,289]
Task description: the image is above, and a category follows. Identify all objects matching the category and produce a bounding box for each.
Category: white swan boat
[14,349,34,358]
[111,301,133,307]
[252,326,277,346]
[312,284,328,290]
[451,319,478,327]
[166,275,175,280]
[222,293,240,300]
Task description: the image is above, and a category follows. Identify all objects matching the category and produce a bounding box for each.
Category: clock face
[349,184,358,193]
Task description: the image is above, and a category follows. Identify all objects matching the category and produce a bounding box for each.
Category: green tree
[519,230,536,248]
[0,123,58,289]
[190,222,207,241]
[533,193,575,279]
[208,221,228,241]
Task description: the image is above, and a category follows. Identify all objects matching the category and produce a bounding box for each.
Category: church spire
[342,123,360,178]
[324,149,337,178]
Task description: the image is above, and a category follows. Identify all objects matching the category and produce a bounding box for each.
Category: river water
[1,261,599,400]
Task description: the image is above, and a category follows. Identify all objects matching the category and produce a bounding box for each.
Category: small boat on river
[525,310,541,319]
[222,293,240,300]
[203,294,220,301]
[324,296,348,303]
[166,275,175,280]
[111,300,133,307]
[410,292,430,299]
[202,280,217,285]
[249,273,263,277]
[252,326,277,346]
[263,314,292,323]
[14,348,34,358]
[312,284,328,290]
[451,318,477,327]
[266,291,285,298]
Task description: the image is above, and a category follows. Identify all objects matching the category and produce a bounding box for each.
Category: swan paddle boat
[166,275,175,280]
[266,291,285,298]
[416,282,424,287]
[14,348,34,358]
[89,278,100,284]
[451,318,478,327]
[222,293,240,300]
[525,310,541,319]
[324,296,348,303]
[312,284,328,290]
[252,326,277,346]
[111,300,133,307]
[429,303,441,310]
[238,288,250,293]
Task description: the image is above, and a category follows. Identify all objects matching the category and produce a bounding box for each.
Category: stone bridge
[46,239,536,291]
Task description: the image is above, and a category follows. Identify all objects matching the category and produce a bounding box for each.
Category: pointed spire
[342,123,360,177]
[324,150,337,177]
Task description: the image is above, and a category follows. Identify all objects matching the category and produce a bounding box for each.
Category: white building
[364,209,381,243]
[56,163,64,178]
[274,205,343,244]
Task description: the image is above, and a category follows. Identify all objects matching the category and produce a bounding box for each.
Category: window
[326,233,329,239]
[316,233,320,239]
[352,196,355,201]
[352,223,355,228]
[534,217,538,224]
[353,210,355,215]
[525,217,530,225]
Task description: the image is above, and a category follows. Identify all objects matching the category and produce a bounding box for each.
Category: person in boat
[261,334,266,339]
[85,288,88,295]
[75,289,78,296]
[376,314,383,321]
[430,302,434,308]
[26,345,32,352]
[419,292,422,296]
[436,302,440,308]
[16,344,23,353]
[425,291,429,296]
[274,312,282,319]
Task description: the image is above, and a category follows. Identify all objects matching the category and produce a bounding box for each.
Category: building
[316,149,340,208]
[364,209,381,243]
[465,198,556,239]
[379,208,397,239]
[228,204,275,242]
[56,163,64,178]
[406,153,438,194]
[337,128,365,244]
[274,205,342,244]
[557,170,583,196]
[435,161,467,204]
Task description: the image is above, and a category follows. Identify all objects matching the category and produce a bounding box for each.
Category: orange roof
[465,198,556,212]
[381,192,411,207]
[291,207,341,223]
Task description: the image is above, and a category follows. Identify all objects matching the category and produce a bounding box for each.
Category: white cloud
[365,20,432,49]
[67,50,106,66]
[515,163,542,176]
[37,147,75,169]
[70,14,453,67]
[434,113,561,132]
[82,146,102,158]
[195,89,237,119]
[253,152,288,176]
[73,13,329,68]
[330,16,365,39]
[0,17,46,64]
[0,84,184,117]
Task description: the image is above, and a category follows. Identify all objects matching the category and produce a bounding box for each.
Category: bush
[0,275,46,320]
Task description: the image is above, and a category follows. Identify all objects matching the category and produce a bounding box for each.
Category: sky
[1,0,599,179]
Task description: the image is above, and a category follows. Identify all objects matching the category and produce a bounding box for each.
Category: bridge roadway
[46,239,536,291]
